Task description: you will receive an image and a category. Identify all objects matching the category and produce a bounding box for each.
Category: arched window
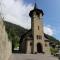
[37,35,42,40]
[30,42,32,46]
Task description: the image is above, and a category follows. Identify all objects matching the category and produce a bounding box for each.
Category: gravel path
[8,53,58,60]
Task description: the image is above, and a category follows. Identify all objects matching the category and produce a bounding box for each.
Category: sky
[0,0,60,40]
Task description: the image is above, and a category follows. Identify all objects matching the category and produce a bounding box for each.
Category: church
[19,3,50,55]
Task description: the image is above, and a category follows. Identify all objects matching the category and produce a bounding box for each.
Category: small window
[30,42,32,46]
[37,35,38,39]
[37,35,42,40]
[38,26,39,30]
[45,43,47,47]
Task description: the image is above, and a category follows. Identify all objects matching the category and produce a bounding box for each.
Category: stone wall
[31,12,45,53]
[0,17,12,60]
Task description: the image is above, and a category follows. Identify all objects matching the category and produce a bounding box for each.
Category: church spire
[34,3,37,9]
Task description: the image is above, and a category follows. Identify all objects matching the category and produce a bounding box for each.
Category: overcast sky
[0,0,60,40]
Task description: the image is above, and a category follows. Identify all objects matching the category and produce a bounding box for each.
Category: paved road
[9,53,58,60]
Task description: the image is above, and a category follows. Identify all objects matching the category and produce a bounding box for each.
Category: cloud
[1,0,54,36]
[44,25,54,36]
[1,0,33,29]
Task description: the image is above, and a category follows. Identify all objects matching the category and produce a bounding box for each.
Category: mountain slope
[4,21,27,50]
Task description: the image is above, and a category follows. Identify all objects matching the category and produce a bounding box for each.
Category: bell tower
[29,3,45,53]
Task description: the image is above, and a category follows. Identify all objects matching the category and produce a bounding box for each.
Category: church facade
[19,4,50,55]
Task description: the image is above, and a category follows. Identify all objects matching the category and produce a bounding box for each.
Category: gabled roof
[20,29,33,43]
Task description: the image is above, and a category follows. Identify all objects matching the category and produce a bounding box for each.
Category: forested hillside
[4,21,27,51]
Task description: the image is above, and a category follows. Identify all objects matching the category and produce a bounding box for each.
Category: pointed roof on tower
[29,3,44,17]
